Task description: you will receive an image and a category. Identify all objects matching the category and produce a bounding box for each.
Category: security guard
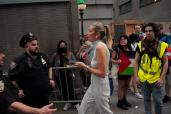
[8,33,55,108]
[0,47,57,114]
[0,47,18,114]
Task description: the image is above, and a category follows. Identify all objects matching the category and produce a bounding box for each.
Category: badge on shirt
[10,61,17,70]
[41,56,47,65]
[0,80,4,92]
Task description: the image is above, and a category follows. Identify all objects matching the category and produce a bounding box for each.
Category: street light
[77,3,86,39]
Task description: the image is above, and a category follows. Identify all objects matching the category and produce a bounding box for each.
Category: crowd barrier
[49,65,90,104]
[1,68,90,105]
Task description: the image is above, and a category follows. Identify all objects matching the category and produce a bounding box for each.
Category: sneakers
[63,103,72,111]
[135,92,143,99]
[74,103,80,110]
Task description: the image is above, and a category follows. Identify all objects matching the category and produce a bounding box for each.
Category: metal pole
[79,9,84,39]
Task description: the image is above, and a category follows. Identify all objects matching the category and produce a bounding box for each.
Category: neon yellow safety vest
[137,41,168,83]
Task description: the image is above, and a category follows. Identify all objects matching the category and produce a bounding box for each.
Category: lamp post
[77,3,86,39]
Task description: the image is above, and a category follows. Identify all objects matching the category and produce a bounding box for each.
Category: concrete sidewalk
[53,91,171,114]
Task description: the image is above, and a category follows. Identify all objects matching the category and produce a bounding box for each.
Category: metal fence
[1,67,91,105]
[49,65,90,104]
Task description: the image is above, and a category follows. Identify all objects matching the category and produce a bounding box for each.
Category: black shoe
[123,96,131,107]
[117,100,128,110]
[163,95,170,103]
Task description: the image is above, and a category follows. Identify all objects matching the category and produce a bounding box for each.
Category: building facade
[81,0,171,37]
[113,0,171,23]
[78,0,114,36]
[0,0,79,70]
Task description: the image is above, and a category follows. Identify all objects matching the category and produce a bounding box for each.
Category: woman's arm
[75,44,107,78]
[111,50,121,64]
[94,44,107,77]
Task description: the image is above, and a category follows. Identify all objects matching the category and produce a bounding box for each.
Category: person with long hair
[134,23,168,114]
[104,25,114,96]
[75,22,113,114]
[116,35,133,110]
[51,40,79,111]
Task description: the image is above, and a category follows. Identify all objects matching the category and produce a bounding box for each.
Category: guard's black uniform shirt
[0,70,19,114]
[8,52,52,108]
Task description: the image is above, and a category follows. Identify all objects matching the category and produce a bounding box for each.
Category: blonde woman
[75,22,113,114]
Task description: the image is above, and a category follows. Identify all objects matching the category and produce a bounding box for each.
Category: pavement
[52,90,171,114]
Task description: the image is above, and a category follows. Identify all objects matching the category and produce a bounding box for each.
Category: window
[119,1,132,15]
[140,0,161,8]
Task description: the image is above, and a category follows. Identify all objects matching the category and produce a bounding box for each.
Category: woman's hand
[116,59,122,64]
[82,52,88,60]
[74,62,86,69]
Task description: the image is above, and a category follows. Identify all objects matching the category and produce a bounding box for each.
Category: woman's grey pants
[78,77,113,114]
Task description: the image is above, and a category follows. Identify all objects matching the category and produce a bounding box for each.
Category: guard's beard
[28,50,39,56]
[30,52,38,56]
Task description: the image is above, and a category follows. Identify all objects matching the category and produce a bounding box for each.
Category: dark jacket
[0,70,19,114]
[8,52,51,96]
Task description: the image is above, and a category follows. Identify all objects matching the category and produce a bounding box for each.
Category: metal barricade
[49,65,90,104]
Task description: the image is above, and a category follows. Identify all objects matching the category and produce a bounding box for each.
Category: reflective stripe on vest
[139,64,162,75]
[137,41,168,83]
